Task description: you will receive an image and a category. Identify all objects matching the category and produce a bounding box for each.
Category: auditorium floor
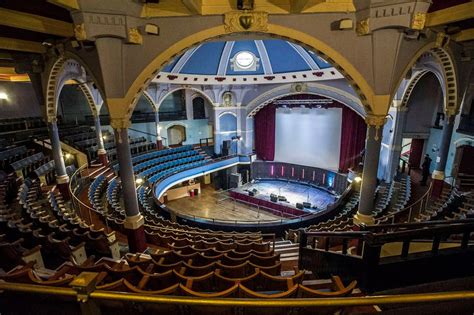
[165,184,284,223]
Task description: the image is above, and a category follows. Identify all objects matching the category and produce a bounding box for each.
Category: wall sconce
[0,92,8,105]
[135,178,144,185]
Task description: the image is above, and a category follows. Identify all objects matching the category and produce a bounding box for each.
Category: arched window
[193,97,206,119]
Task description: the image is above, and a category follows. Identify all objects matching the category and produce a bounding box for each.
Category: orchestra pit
[1,1,474,314]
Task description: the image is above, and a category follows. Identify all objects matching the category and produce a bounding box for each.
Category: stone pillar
[48,119,70,200]
[387,106,407,179]
[431,114,455,198]
[111,119,147,253]
[241,116,254,155]
[154,110,163,150]
[354,115,386,226]
[94,115,108,166]
[185,89,194,121]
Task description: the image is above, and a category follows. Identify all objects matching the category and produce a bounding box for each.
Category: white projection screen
[274,107,342,170]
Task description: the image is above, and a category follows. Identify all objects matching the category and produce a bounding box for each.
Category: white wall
[274,107,342,171]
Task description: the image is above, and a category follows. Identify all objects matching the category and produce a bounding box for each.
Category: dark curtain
[409,139,424,168]
[339,107,367,173]
[255,104,276,161]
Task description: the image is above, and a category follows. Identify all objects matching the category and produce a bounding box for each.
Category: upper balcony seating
[0,117,45,133]
[88,174,108,214]
[1,178,120,270]
[0,146,32,170]
[131,145,193,165]
[134,149,199,174]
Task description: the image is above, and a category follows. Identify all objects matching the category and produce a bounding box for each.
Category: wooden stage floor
[165,184,283,223]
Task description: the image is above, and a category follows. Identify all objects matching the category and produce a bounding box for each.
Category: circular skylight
[235,51,255,69]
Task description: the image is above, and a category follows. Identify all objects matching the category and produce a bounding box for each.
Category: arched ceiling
[160,39,335,76]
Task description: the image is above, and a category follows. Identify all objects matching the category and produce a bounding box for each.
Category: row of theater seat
[1,260,356,304]
[0,117,45,133]
[147,159,207,184]
[135,149,199,174]
[88,174,108,213]
[130,144,194,165]
[0,179,119,272]
[416,187,474,222]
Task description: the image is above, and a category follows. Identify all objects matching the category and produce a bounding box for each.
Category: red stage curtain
[408,139,424,169]
[339,107,367,173]
[255,104,276,161]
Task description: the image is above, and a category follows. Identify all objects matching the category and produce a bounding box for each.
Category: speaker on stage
[270,193,278,202]
[296,203,304,210]
[303,202,311,208]
[229,173,242,189]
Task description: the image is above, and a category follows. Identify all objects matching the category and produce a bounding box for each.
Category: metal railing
[377,182,433,224]
[1,278,473,315]
[69,163,101,227]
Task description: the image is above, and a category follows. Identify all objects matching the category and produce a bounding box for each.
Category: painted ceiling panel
[179,42,226,75]
[160,40,335,76]
[263,40,311,73]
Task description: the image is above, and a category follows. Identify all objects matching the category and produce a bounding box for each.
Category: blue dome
[161,39,333,76]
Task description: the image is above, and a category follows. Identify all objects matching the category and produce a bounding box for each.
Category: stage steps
[274,240,299,262]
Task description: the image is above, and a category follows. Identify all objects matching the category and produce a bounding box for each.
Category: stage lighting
[136,178,144,185]
[354,176,362,183]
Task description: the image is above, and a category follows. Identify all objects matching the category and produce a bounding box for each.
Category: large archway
[124,24,378,117]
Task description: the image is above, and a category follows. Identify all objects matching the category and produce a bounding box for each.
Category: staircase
[274,239,299,265]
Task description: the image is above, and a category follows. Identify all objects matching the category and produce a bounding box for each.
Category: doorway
[167,125,186,146]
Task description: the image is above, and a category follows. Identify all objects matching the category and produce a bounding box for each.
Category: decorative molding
[224,11,268,33]
[356,18,369,36]
[74,23,87,41]
[128,28,143,45]
[110,118,132,130]
[365,115,386,127]
[123,214,145,230]
[435,32,449,48]
[411,12,426,30]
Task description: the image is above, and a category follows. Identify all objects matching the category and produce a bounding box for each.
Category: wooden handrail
[1,281,474,308]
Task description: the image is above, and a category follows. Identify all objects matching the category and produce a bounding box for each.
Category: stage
[230,179,338,216]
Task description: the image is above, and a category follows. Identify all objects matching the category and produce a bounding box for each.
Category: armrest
[70,242,87,266]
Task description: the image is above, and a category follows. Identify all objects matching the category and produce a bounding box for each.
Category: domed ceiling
[161,39,334,76]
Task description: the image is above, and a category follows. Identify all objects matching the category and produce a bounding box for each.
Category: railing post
[298,231,308,271]
[69,272,101,315]
[407,207,412,222]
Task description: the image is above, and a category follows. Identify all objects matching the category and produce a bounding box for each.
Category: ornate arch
[123,24,376,117]
[430,47,458,116]
[245,82,365,118]
[142,90,158,112]
[164,121,188,130]
[77,83,100,117]
[393,43,459,116]
[156,87,215,109]
[44,55,103,122]
[399,70,430,109]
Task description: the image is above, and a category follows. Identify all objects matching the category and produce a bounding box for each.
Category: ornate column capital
[110,118,131,130]
[224,11,269,33]
[365,115,386,127]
